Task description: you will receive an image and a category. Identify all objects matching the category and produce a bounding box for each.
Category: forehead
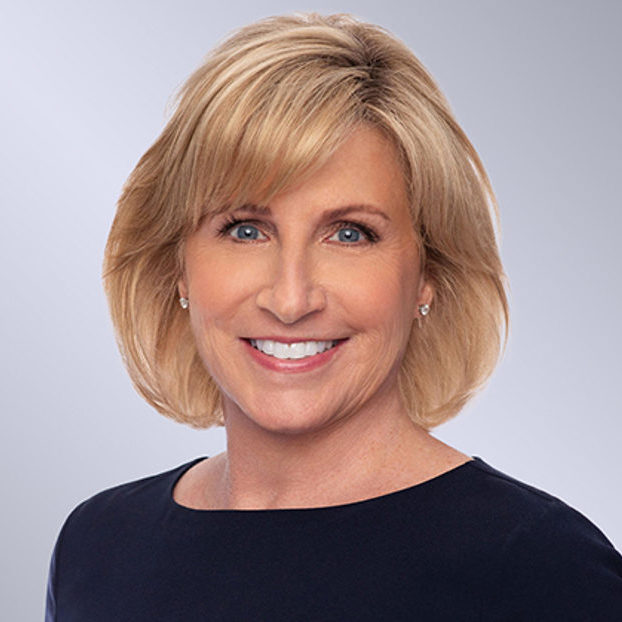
[194,124,413,235]
[258,126,409,217]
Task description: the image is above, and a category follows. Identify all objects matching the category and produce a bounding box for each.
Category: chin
[227,394,339,437]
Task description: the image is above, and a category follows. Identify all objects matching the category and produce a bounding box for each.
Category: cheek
[328,253,420,334]
[184,250,262,381]
[186,249,262,326]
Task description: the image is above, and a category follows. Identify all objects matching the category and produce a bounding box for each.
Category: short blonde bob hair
[104,13,508,429]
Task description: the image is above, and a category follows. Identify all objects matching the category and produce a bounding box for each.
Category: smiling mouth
[248,339,341,360]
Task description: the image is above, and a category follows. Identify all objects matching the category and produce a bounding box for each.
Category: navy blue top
[46,457,622,620]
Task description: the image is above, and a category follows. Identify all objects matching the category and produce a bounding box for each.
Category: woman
[46,13,622,621]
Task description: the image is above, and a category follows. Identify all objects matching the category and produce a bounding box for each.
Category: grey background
[1,1,620,618]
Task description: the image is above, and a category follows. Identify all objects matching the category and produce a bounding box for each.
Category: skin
[177,126,469,510]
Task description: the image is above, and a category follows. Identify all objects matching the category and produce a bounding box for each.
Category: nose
[255,245,327,324]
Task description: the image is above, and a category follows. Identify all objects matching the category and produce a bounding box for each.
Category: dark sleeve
[44,538,59,622]
[486,501,622,620]
[44,502,82,622]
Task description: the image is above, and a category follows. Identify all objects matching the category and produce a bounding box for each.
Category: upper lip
[244,337,347,343]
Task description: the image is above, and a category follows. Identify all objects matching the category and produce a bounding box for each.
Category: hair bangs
[195,82,362,219]
[172,27,374,226]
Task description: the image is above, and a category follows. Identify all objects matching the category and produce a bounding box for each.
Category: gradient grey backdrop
[2,1,620,618]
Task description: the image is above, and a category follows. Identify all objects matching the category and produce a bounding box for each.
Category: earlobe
[177,279,190,310]
[177,278,190,311]
[415,281,434,318]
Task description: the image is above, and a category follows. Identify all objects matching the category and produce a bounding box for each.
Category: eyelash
[217,217,263,239]
[216,217,379,244]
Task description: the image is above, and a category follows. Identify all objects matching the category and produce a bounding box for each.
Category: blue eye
[328,224,373,244]
[336,227,361,243]
[229,224,264,241]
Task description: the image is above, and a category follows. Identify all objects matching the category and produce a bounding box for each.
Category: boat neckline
[167,455,484,515]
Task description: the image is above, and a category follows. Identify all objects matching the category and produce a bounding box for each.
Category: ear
[415,279,434,318]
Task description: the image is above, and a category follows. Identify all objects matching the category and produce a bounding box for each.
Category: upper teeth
[250,339,337,359]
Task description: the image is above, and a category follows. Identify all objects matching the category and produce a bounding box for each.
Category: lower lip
[242,339,346,373]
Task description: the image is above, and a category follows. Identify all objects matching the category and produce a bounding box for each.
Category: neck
[207,389,464,510]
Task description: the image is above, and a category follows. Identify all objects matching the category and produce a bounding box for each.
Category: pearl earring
[418,303,430,316]
[179,297,189,310]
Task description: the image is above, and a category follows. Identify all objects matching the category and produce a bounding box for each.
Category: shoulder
[462,458,621,561]
[46,459,205,619]
[463,459,622,618]
[460,457,582,516]
[72,458,201,511]
[55,458,203,550]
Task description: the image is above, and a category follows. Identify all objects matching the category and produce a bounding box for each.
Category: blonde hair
[104,13,508,429]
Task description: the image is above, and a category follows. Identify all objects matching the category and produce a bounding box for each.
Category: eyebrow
[219,203,391,222]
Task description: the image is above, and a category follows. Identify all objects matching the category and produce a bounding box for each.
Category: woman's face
[180,126,432,435]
